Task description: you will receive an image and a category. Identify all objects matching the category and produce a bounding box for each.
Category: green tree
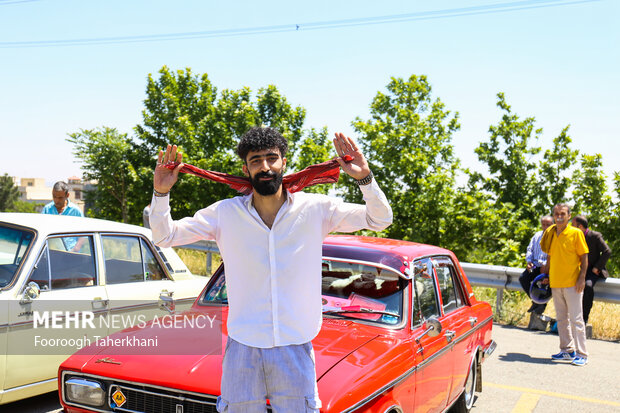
[133,66,326,219]
[8,200,41,213]
[448,191,531,267]
[67,127,138,223]
[294,127,336,195]
[471,93,542,225]
[606,172,620,277]
[536,127,579,217]
[0,174,20,212]
[572,154,612,229]
[347,75,460,245]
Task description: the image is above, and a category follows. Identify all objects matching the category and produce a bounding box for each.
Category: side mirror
[415,317,443,343]
[21,281,41,304]
[158,290,175,314]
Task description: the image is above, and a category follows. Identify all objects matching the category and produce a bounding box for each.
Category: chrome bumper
[482,340,497,360]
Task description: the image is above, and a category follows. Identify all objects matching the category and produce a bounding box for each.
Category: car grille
[110,384,218,413]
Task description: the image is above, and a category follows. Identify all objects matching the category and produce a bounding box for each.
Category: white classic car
[0,213,209,404]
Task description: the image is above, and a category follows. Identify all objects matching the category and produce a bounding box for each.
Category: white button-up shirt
[150,180,392,348]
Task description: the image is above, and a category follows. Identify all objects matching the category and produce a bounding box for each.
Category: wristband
[355,171,373,186]
[153,188,169,197]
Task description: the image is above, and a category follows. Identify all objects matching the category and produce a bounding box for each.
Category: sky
[1,0,618,189]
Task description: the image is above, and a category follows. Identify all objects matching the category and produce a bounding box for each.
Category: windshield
[0,224,35,288]
[202,259,405,326]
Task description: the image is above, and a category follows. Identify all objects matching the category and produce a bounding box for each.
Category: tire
[450,358,477,413]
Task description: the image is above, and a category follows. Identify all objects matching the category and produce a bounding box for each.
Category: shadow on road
[498,352,554,365]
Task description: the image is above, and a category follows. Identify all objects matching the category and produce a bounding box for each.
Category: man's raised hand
[333,132,371,181]
[153,144,184,194]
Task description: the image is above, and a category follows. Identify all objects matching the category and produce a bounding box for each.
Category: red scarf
[163,155,352,195]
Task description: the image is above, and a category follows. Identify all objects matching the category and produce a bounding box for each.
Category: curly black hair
[237,127,288,162]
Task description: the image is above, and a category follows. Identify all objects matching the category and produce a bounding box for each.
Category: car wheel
[450,357,477,413]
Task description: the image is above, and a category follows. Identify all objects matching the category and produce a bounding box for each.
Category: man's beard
[250,171,283,196]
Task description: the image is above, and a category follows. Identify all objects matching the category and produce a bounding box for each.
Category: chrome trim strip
[413,315,493,374]
[448,314,493,348]
[104,297,197,314]
[0,378,56,394]
[322,256,407,279]
[341,366,417,412]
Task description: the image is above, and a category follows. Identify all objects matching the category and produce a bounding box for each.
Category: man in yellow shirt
[542,203,589,366]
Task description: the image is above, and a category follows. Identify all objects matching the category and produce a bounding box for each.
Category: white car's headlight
[65,377,105,407]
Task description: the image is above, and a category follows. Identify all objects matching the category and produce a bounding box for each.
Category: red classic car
[58,235,495,413]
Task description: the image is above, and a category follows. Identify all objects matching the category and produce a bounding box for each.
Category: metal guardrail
[175,241,620,309]
[176,240,219,275]
[460,262,620,304]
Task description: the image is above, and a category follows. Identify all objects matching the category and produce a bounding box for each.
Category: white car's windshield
[0,224,35,288]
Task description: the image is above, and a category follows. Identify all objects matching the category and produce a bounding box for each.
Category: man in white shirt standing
[149,127,392,412]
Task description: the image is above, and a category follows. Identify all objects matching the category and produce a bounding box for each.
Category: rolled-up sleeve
[149,194,219,247]
[325,179,392,234]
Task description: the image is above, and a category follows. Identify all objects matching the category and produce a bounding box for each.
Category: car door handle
[92,297,109,309]
[445,330,456,343]
[469,317,478,327]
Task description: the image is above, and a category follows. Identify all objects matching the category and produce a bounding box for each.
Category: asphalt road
[472,324,620,413]
[5,324,620,413]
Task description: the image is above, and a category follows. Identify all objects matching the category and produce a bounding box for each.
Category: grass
[174,248,222,277]
[473,287,620,341]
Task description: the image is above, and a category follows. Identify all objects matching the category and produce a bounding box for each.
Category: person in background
[143,203,151,228]
[41,181,83,217]
[541,203,589,366]
[41,181,84,251]
[571,215,611,325]
[519,215,553,314]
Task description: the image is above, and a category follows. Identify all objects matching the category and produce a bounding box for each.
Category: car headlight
[65,377,105,407]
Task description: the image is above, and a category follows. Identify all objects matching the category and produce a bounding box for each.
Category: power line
[0,0,41,5]
[0,0,599,48]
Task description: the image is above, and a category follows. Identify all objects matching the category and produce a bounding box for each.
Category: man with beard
[149,127,392,412]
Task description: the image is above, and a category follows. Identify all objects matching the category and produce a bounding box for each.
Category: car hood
[65,313,387,396]
[313,318,382,379]
[69,309,225,394]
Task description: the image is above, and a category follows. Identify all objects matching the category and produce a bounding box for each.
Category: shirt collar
[242,189,294,212]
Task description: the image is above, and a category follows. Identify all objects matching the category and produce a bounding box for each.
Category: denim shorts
[216,337,322,413]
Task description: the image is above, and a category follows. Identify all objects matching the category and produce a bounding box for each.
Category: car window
[141,239,166,281]
[433,257,464,314]
[203,269,227,302]
[27,236,96,291]
[321,259,404,325]
[0,224,34,288]
[202,260,406,325]
[102,235,168,284]
[412,258,440,326]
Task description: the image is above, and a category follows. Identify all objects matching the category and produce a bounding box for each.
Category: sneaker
[551,351,575,360]
[572,356,588,366]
